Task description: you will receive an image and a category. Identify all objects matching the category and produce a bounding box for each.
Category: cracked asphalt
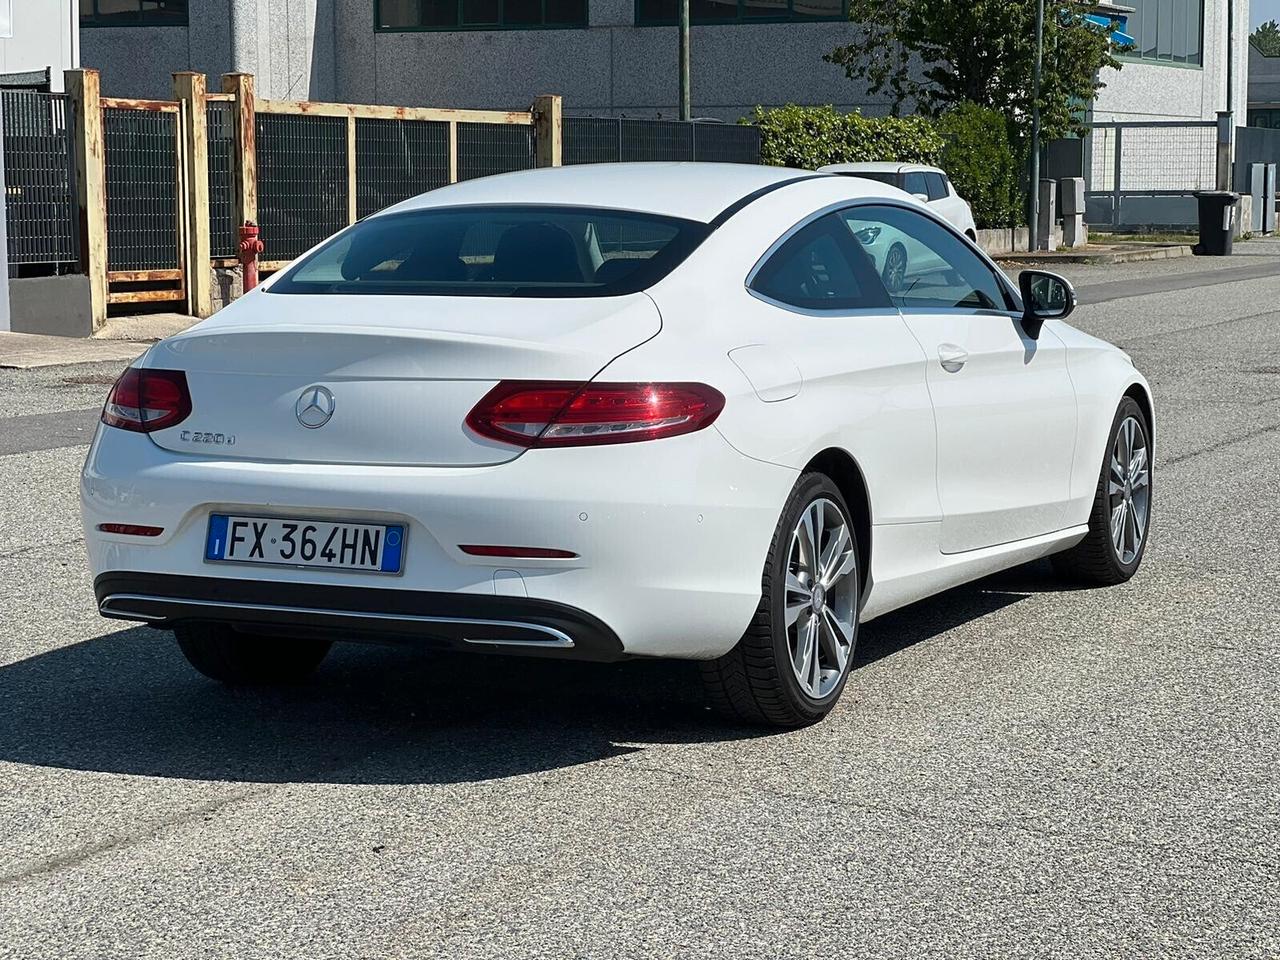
[1,240,1278,958]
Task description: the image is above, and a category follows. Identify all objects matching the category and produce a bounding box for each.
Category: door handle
[938,343,968,373]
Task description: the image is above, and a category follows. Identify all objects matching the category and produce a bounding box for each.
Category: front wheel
[882,243,908,293]
[175,622,332,685]
[701,473,860,727]
[1052,397,1152,584]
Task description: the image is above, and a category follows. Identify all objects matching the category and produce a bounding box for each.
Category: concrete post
[1059,177,1087,249]
[1037,179,1057,252]
[1216,111,1234,193]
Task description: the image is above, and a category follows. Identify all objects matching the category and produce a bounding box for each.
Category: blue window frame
[635,0,846,26]
[376,0,587,30]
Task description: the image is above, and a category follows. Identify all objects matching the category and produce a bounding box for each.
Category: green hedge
[750,102,1022,229]
[751,104,943,169]
[936,103,1023,229]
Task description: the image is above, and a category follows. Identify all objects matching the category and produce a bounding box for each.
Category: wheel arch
[1123,380,1154,446]
[803,447,872,600]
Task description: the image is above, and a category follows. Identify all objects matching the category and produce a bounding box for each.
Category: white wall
[0,0,78,91]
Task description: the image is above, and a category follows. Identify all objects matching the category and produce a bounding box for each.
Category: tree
[824,0,1125,141]
[1252,20,1280,57]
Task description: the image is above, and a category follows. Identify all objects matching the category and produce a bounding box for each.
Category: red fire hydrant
[238,222,264,292]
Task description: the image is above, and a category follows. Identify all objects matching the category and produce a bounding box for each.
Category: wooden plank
[64,69,108,333]
[258,260,292,272]
[107,288,187,305]
[205,93,235,103]
[174,73,213,318]
[347,114,357,225]
[107,269,184,282]
[222,74,257,228]
[533,94,563,168]
[448,121,458,184]
[100,97,180,113]
[257,98,532,126]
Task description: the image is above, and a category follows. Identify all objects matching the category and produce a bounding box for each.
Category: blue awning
[1082,12,1134,46]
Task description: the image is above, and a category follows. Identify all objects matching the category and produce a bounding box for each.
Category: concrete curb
[998,244,1194,266]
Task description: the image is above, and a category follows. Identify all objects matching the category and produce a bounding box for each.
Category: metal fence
[103,106,181,272]
[1084,121,1217,228]
[1235,125,1280,189]
[457,121,535,181]
[206,100,237,259]
[255,112,349,262]
[355,117,450,219]
[2,91,78,276]
[562,117,761,165]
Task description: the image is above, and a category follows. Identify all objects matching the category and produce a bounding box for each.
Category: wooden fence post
[346,114,357,224]
[174,72,212,318]
[65,68,108,332]
[222,73,256,228]
[533,94,562,168]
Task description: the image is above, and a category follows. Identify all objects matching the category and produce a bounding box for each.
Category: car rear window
[838,171,900,188]
[269,206,710,298]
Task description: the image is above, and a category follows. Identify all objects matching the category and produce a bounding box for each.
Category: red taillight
[101,367,192,433]
[466,381,725,448]
[459,544,578,559]
[97,523,164,537]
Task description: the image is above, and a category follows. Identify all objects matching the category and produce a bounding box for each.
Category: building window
[635,0,846,26]
[1116,0,1204,66]
[80,0,188,26]
[1249,109,1280,129]
[376,0,587,30]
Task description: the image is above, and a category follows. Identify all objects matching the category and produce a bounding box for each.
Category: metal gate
[101,97,186,306]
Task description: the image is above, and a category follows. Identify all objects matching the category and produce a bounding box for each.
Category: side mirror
[1018,270,1077,338]
[912,193,930,203]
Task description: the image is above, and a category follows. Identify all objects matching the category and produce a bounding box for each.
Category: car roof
[383,162,836,224]
[817,162,942,175]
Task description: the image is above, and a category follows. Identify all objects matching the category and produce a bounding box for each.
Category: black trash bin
[1193,191,1240,256]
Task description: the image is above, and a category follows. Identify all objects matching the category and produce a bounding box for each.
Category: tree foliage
[1253,20,1280,57]
[824,0,1125,141]
[936,103,1023,228]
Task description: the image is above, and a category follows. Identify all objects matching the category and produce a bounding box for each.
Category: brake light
[97,523,164,537]
[102,367,192,433]
[466,381,725,448]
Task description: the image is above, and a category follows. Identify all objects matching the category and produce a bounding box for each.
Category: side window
[751,214,892,311]
[901,172,928,198]
[924,173,949,201]
[840,205,1011,312]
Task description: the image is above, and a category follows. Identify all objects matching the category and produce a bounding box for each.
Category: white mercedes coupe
[82,163,1153,727]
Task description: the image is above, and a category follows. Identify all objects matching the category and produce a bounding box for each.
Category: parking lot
[1,242,1278,959]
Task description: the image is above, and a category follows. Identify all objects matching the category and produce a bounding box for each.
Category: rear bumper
[82,424,798,660]
[95,571,625,661]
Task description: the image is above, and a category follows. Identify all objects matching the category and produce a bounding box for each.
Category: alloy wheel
[1108,415,1151,565]
[883,246,907,293]
[783,497,858,700]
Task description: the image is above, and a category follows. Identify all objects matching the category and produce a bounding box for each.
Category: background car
[818,162,978,238]
[82,164,1152,728]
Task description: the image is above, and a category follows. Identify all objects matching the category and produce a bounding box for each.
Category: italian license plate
[205,515,405,574]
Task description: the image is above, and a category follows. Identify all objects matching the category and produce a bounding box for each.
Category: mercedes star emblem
[295,385,336,429]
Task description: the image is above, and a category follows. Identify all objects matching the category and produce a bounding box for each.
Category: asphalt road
[2,243,1278,958]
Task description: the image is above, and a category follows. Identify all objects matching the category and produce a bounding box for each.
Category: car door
[841,204,1078,554]
[923,172,962,230]
[728,212,940,532]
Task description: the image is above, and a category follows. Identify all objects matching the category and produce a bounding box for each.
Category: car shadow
[0,560,1071,785]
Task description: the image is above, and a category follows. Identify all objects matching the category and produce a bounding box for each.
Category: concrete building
[80,1,1249,123]
[0,0,79,91]
[1248,41,1280,127]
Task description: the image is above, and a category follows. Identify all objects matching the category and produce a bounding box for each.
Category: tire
[174,621,332,685]
[701,473,861,727]
[882,243,908,294]
[1052,396,1152,585]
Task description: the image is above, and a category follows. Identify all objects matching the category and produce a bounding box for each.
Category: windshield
[269,206,709,298]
